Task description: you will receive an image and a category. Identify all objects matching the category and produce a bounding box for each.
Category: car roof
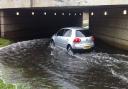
[62,26,89,31]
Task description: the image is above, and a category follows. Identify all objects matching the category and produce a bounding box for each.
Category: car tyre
[67,46,74,56]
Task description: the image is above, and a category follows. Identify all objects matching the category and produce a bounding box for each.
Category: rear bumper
[72,47,94,53]
[72,43,94,50]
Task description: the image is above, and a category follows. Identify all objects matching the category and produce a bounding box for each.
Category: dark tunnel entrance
[2,8,85,40]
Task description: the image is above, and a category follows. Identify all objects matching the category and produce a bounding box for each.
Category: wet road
[0,39,128,89]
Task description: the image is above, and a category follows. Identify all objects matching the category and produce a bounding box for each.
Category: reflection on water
[0,39,128,89]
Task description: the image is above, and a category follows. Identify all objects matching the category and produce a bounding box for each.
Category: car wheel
[67,46,74,56]
[50,40,55,49]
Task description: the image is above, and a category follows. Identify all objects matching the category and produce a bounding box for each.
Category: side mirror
[54,33,57,36]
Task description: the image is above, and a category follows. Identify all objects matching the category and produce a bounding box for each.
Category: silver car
[50,27,95,55]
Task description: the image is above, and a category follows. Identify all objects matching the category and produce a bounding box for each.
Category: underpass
[0,1,128,89]
[0,7,84,40]
[0,5,128,49]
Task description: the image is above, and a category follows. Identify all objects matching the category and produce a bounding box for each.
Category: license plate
[84,46,91,49]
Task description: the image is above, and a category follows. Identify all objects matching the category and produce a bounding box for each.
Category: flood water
[0,39,128,89]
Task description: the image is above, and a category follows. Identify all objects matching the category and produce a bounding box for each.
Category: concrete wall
[0,0,128,9]
[0,0,30,8]
[0,11,4,37]
[110,0,128,5]
[90,8,128,50]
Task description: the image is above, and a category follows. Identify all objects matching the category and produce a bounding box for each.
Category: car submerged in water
[50,27,95,55]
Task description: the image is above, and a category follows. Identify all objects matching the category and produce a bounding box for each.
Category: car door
[61,29,72,48]
[54,29,65,48]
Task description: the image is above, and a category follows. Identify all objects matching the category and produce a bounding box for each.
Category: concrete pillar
[82,12,89,27]
[0,11,5,37]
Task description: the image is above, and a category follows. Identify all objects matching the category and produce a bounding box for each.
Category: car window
[76,30,92,37]
[56,29,65,36]
[63,30,72,37]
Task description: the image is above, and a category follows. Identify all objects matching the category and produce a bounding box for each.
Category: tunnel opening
[1,8,85,41]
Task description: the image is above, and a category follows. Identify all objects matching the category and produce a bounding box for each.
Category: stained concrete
[90,8,128,50]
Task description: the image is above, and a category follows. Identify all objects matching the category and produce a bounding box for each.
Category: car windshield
[76,29,92,37]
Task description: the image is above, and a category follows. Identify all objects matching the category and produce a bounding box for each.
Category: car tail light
[73,38,81,43]
[92,36,96,41]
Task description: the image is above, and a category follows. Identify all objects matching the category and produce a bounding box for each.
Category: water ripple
[0,39,127,89]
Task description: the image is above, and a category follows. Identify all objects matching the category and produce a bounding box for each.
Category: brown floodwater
[0,39,128,89]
